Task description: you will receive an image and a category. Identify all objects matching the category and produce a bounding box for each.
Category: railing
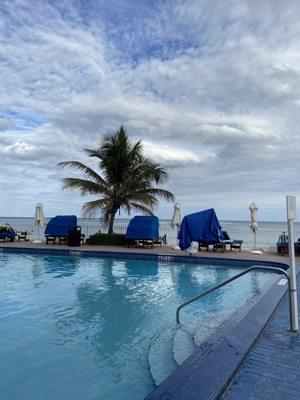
[176,266,291,327]
[2,218,298,250]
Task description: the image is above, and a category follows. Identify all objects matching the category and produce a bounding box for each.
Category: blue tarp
[178,208,222,251]
[126,216,159,240]
[221,230,231,241]
[45,215,77,237]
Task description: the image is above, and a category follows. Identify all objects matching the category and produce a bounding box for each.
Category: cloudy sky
[1,0,300,221]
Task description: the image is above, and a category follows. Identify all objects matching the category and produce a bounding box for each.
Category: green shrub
[86,233,126,246]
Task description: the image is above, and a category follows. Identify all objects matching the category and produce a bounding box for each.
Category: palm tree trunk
[108,212,116,234]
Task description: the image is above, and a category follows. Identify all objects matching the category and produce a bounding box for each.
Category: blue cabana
[126,216,159,240]
[178,208,222,251]
[45,215,77,237]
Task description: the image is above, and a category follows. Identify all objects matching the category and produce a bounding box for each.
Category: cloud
[0,0,300,219]
[0,118,14,131]
[1,142,38,159]
[142,140,206,166]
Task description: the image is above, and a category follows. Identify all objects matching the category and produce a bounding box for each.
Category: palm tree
[58,126,174,234]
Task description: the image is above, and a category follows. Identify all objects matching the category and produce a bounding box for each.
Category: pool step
[147,328,177,387]
[147,320,221,388]
[193,317,221,347]
[172,326,197,365]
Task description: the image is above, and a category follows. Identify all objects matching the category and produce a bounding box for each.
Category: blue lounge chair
[126,216,161,248]
[0,225,16,242]
[213,230,243,252]
[45,215,82,245]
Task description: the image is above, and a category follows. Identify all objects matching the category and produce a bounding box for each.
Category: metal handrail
[176,266,291,327]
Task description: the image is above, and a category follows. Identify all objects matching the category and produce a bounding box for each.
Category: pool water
[0,253,271,400]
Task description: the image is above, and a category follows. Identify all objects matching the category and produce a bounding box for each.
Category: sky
[1,0,300,221]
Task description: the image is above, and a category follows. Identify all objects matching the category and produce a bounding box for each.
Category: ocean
[1,217,299,250]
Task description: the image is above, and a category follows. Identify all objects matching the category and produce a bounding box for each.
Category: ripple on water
[0,254,270,400]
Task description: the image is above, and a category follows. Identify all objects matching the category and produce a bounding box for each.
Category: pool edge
[0,245,291,400]
[0,245,289,270]
[144,266,294,400]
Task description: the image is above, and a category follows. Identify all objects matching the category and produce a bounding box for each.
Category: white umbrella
[249,202,261,253]
[33,203,45,243]
[171,202,181,249]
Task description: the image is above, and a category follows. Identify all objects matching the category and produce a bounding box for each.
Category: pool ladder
[176,266,293,329]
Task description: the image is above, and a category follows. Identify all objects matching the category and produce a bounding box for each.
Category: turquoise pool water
[0,253,271,400]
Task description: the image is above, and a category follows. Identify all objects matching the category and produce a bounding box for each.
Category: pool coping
[0,246,291,400]
[0,245,289,270]
[145,268,292,400]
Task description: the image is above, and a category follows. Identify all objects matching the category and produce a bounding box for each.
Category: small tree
[58,126,174,234]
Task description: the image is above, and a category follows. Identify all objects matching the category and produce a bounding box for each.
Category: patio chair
[0,225,16,242]
[126,216,160,248]
[213,231,243,252]
[277,241,300,256]
[213,230,232,252]
[18,231,28,241]
[230,240,243,252]
[178,209,222,252]
[44,215,78,245]
[198,242,210,252]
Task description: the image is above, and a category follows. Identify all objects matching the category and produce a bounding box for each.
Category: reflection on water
[0,254,270,400]
[43,255,80,278]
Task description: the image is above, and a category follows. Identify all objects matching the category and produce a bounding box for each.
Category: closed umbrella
[171,202,181,249]
[33,203,45,243]
[249,202,261,253]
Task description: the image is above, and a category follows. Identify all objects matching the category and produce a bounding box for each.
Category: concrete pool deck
[0,241,296,264]
[224,274,300,400]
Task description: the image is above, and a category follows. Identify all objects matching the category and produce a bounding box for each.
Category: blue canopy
[178,208,222,251]
[221,230,231,241]
[126,216,159,240]
[45,215,77,237]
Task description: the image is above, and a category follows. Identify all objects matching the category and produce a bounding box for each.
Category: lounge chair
[213,231,243,252]
[0,225,16,242]
[18,231,29,241]
[198,230,231,253]
[45,215,78,245]
[277,241,300,256]
[198,242,210,251]
[230,240,243,252]
[178,209,222,252]
[213,230,231,252]
[126,216,161,248]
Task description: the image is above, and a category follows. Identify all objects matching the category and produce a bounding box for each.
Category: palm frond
[84,148,104,160]
[61,178,109,196]
[124,192,158,207]
[142,161,169,183]
[58,160,108,186]
[58,125,174,234]
[133,188,175,202]
[127,202,154,216]
[82,199,108,217]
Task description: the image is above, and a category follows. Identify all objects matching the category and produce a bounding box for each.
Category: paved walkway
[225,275,300,400]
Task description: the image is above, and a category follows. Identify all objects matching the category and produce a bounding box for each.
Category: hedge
[86,233,126,246]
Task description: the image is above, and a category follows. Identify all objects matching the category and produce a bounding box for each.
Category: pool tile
[224,274,300,400]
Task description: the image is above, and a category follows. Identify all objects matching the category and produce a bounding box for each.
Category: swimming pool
[0,253,272,400]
